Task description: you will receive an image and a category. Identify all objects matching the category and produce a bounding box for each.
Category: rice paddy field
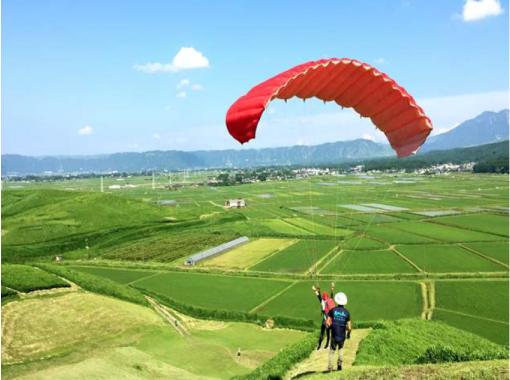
[2,172,509,377]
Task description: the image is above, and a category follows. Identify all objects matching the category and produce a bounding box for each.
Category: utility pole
[100,176,104,193]
[152,172,156,190]
[85,238,89,260]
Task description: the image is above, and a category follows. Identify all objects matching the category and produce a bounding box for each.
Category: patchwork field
[2,172,509,379]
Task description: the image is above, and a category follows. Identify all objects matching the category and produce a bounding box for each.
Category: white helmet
[334,292,347,306]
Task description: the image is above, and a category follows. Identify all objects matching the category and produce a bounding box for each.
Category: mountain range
[421,109,509,152]
[2,109,508,175]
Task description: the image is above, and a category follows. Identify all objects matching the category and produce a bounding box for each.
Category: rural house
[225,199,246,208]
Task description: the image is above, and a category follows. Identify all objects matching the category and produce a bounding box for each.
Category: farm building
[185,236,249,265]
[225,199,246,208]
[55,255,63,262]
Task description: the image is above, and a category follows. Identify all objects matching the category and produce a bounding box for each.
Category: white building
[225,199,246,208]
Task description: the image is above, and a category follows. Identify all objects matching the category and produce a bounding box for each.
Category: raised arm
[330,282,335,298]
[312,285,322,303]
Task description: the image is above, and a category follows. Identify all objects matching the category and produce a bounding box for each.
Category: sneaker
[324,344,329,349]
[316,347,321,351]
[337,364,342,371]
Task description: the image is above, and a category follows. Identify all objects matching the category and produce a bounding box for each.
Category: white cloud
[374,58,385,65]
[78,126,93,135]
[362,134,376,141]
[458,0,504,21]
[153,133,161,140]
[176,91,187,98]
[191,84,204,91]
[176,79,190,89]
[134,47,210,73]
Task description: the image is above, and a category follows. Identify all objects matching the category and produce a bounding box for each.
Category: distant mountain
[1,139,394,175]
[421,109,509,153]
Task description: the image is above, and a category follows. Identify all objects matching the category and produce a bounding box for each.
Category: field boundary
[306,245,340,275]
[458,243,509,269]
[391,246,424,273]
[435,307,510,325]
[248,281,298,314]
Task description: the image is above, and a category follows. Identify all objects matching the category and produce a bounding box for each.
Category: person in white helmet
[326,292,352,372]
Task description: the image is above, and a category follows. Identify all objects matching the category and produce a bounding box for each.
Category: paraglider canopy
[225,58,433,157]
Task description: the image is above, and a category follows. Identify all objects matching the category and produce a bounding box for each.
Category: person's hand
[312,285,317,292]
[331,282,335,289]
[347,332,351,340]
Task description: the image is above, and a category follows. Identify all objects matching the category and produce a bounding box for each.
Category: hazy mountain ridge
[1,139,394,175]
[422,109,509,152]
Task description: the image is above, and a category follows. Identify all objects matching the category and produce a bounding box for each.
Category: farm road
[285,328,372,379]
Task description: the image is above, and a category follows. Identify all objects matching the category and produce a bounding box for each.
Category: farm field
[203,238,295,269]
[433,280,509,345]
[133,271,293,312]
[395,245,507,273]
[389,221,505,242]
[257,281,423,322]
[67,266,158,284]
[320,250,417,274]
[250,240,338,273]
[463,242,509,265]
[433,213,509,237]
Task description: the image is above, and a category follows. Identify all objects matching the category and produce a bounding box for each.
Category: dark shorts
[330,339,345,351]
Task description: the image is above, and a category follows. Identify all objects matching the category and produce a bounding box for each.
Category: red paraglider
[225,58,433,157]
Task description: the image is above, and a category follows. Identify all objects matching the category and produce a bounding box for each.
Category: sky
[2,0,509,156]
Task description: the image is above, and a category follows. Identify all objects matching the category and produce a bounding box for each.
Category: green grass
[250,240,338,273]
[344,213,401,224]
[258,281,422,323]
[396,245,507,273]
[320,250,417,274]
[354,319,507,366]
[2,291,306,380]
[390,222,505,242]
[134,271,292,312]
[434,213,509,237]
[463,242,509,265]
[1,265,70,292]
[67,266,157,284]
[301,360,509,380]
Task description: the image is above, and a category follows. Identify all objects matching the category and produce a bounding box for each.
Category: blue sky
[2,0,509,156]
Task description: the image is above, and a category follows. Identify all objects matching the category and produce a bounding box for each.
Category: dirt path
[145,296,190,336]
[285,328,372,379]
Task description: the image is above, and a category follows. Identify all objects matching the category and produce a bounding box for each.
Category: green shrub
[37,264,147,306]
[232,331,318,380]
[1,265,70,292]
[139,288,315,332]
